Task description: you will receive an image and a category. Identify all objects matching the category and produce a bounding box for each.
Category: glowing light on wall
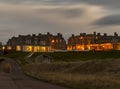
[24,46,33,52]
[116,43,120,50]
[23,45,52,52]
[96,36,98,39]
[34,46,39,52]
[51,39,55,43]
[67,46,72,50]
[80,37,83,40]
[2,46,5,50]
[16,46,21,51]
[76,45,84,50]
[69,43,114,51]
[77,46,80,49]
[7,46,12,50]
[41,47,46,52]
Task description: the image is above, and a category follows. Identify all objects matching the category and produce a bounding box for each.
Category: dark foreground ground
[0,57,70,89]
[0,73,71,89]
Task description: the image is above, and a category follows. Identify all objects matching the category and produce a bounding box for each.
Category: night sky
[0,0,120,44]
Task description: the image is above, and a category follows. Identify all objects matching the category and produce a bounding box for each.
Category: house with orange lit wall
[67,32,120,51]
[6,32,66,52]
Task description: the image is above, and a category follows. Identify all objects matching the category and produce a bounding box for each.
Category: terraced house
[6,32,66,52]
[67,32,120,51]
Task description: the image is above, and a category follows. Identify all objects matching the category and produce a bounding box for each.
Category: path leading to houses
[0,57,70,89]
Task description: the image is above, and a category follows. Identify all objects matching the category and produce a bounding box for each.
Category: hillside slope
[23,59,120,89]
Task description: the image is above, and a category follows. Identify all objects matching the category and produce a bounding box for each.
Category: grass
[30,50,120,62]
[1,50,120,89]
[25,72,120,89]
[2,50,120,63]
[23,59,120,89]
[2,51,28,65]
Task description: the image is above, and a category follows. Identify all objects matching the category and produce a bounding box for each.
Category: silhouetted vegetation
[3,51,28,65]
[2,50,120,89]
[31,50,120,62]
[2,50,120,64]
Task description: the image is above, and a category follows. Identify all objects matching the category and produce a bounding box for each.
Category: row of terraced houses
[3,32,120,52]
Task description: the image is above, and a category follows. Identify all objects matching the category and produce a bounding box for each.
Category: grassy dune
[3,51,120,88]
[30,50,120,62]
[3,50,120,63]
[3,51,28,65]
[0,61,12,73]
[23,59,120,89]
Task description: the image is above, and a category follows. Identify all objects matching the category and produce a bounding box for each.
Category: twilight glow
[0,0,120,44]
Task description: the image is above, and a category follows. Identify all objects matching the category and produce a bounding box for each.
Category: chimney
[94,32,96,36]
[114,32,118,37]
[97,33,101,36]
[27,34,31,37]
[72,34,75,37]
[47,32,50,35]
[18,35,21,37]
[32,34,36,37]
[57,33,62,37]
[104,33,107,36]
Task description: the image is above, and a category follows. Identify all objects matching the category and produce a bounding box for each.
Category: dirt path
[0,57,71,89]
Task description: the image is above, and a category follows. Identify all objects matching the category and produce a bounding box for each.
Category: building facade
[67,32,120,51]
[0,42,2,50]
[5,32,120,52]
[6,32,66,52]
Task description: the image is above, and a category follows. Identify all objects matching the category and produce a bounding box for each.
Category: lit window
[7,46,12,50]
[80,37,83,40]
[41,47,46,52]
[26,46,33,52]
[16,46,21,51]
[2,46,5,50]
[96,36,98,39]
[51,39,55,43]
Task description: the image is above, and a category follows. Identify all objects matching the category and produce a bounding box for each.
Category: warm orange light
[16,46,21,51]
[67,46,72,50]
[77,46,80,49]
[51,39,55,43]
[80,37,83,40]
[7,46,12,50]
[82,47,84,50]
[41,47,46,52]
[76,45,85,50]
[2,46,5,50]
[34,46,41,52]
[96,36,98,39]
[26,46,33,52]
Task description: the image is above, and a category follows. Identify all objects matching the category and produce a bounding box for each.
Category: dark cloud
[73,0,118,5]
[54,0,120,9]
[0,0,120,8]
[94,15,120,26]
[61,8,84,18]
[0,0,120,44]
[0,0,120,11]
[36,8,84,19]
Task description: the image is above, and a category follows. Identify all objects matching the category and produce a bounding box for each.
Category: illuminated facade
[5,32,120,52]
[6,32,66,52]
[22,45,51,52]
[67,32,120,51]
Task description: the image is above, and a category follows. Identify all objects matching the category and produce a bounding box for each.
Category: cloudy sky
[0,0,120,44]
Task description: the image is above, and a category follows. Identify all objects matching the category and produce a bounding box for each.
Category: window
[40,41,46,45]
